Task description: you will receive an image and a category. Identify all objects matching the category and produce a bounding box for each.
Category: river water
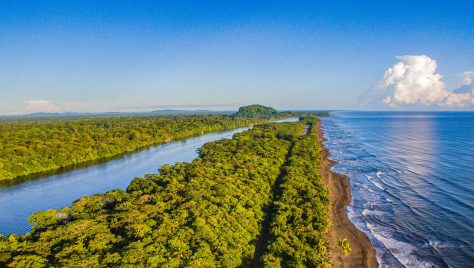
[0,128,254,236]
[322,112,474,267]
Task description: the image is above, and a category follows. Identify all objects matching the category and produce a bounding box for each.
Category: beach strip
[316,121,378,268]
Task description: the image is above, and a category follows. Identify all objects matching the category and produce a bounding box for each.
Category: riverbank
[0,119,300,236]
[0,127,253,236]
[0,127,243,188]
[0,115,275,183]
[316,121,378,268]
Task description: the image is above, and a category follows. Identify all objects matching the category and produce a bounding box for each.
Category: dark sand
[316,121,378,268]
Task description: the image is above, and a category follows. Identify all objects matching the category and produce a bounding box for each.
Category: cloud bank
[361,55,474,108]
[24,100,61,113]
[23,100,107,114]
[19,100,238,115]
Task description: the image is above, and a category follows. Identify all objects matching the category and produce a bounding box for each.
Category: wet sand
[316,121,378,268]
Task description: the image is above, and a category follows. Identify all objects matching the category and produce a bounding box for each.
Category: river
[1,118,298,236]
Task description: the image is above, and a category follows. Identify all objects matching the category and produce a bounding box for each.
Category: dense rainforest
[261,121,330,266]
[0,115,271,182]
[0,120,333,267]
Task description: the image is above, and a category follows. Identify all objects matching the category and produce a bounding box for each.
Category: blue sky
[1,1,473,114]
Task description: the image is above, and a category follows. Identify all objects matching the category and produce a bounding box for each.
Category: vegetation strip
[261,119,331,267]
[248,130,297,267]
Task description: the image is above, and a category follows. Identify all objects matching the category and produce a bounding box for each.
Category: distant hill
[235,104,278,118]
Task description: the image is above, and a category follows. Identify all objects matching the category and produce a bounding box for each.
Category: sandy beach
[316,121,378,268]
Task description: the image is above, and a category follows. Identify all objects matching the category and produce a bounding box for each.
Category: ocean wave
[365,174,385,190]
[367,223,435,268]
[361,183,374,193]
[376,171,383,179]
[362,208,385,217]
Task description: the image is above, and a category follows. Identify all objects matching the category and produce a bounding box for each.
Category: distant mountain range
[0,108,331,120]
[0,110,234,119]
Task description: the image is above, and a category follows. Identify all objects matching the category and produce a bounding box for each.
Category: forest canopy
[235,104,278,118]
[0,120,331,267]
[0,114,274,182]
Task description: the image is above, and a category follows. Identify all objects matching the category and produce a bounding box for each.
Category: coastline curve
[316,120,378,268]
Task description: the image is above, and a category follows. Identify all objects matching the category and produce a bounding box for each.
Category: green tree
[338,238,352,256]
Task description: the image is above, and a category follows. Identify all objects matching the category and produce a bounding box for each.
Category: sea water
[322,111,474,267]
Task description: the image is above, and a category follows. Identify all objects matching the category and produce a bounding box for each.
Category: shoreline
[316,121,378,268]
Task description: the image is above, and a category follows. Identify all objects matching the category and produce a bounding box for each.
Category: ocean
[321,111,474,267]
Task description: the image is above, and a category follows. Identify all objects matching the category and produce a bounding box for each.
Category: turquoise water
[322,112,474,267]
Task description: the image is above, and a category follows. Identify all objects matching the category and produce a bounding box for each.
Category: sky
[1,0,473,114]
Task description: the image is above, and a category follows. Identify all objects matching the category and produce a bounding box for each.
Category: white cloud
[462,71,474,85]
[381,55,448,106]
[360,55,474,108]
[443,71,474,107]
[19,99,235,114]
[22,100,98,114]
[24,100,61,113]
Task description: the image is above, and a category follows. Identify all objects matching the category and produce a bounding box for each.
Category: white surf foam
[376,171,383,179]
[367,223,435,268]
[366,174,385,190]
[362,209,384,217]
[362,209,370,217]
[361,183,374,193]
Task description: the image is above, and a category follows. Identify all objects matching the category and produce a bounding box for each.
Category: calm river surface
[0,117,298,235]
[0,128,245,235]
